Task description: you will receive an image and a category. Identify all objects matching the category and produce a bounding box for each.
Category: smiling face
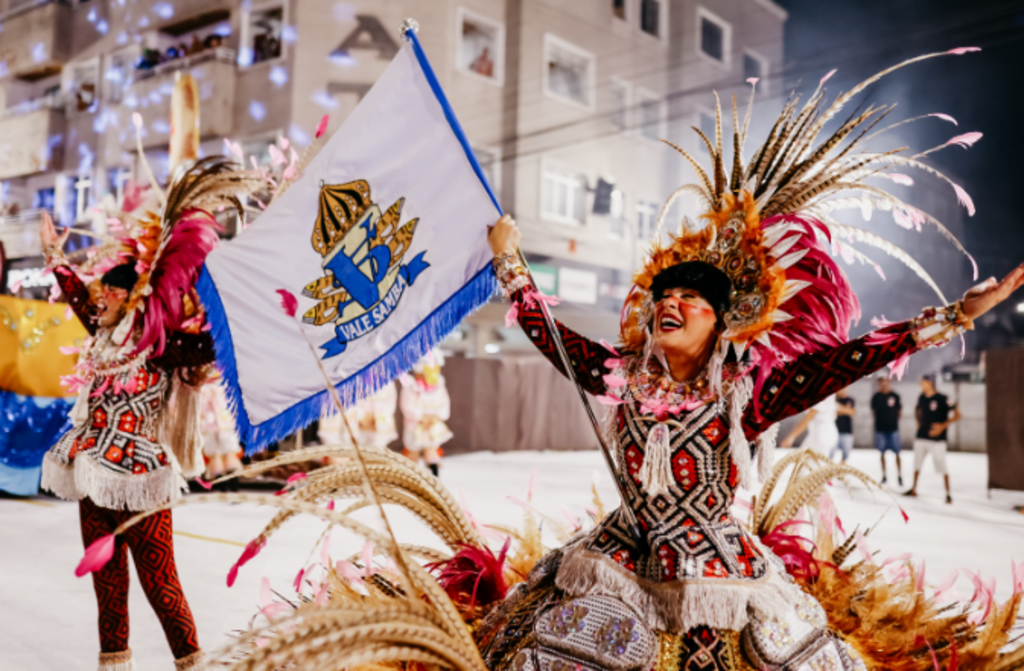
[652,287,719,364]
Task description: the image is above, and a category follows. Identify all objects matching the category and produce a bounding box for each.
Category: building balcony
[0,0,72,81]
[0,208,49,259]
[124,48,238,150]
[0,100,65,180]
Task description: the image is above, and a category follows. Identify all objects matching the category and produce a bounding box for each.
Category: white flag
[198,28,500,450]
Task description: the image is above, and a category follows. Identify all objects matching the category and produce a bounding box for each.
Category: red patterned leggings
[79,497,200,659]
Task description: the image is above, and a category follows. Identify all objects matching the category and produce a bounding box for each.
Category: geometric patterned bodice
[52,365,172,477]
[583,400,770,585]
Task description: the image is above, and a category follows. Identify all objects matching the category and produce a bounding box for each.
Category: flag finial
[400,18,419,38]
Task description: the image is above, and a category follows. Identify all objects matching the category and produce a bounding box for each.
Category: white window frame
[742,49,769,92]
[607,188,628,240]
[542,33,596,112]
[635,88,664,143]
[608,77,632,133]
[103,48,138,104]
[638,0,669,42]
[455,7,505,87]
[696,6,732,68]
[238,1,288,69]
[539,157,588,225]
[471,144,502,201]
[635,198,659,242]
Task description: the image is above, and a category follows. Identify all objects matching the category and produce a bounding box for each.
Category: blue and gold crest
[304,180,429,358]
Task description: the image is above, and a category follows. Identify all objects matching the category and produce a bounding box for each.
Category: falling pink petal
[889,173,914,186]
[947,47,981,55]
[277,289,298,317]
[603,373,627,389]
[946,132,983,149]
[75,534,116,577]
[504,302,520,328]
[951,183,976,216]
[929,113,958,126]
[315,114,330,139]
[595,394,625,406]
[194,477,213,490]
[819,68,837,86]
[746,77,759,86]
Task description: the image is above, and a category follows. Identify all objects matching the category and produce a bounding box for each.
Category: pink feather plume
[277,289,299,318]
[315,114,330,139]
[76,534,116,577]
[946,47,981,55]
[929,113,958,126]
[951,183,976,216]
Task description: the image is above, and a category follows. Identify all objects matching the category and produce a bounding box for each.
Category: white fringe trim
[42,453,186,511]
[555,546,803,634]
[757,423,779,482]
[175,650,206,670]
[98,649,135,671]
[639,422,673,497]
[727,376,755,490]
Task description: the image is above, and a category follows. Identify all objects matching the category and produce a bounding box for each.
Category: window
[636,199,658,241]
[72,177,91,222]
[697,8,731,65]
[33,188,55,212]
[543,34,595,109]
[640,0,661,37]
[541,161,587,224]
[241,5,284,66]
[68,61,99,112]
[743,51,768,89]
[613,0,626,20]
[457,8,504,84]
[106,167,128,202]
[607,189,627,239]
[609,79,630,131]
[637,90,663,141]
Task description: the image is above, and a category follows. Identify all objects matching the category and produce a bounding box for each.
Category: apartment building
[0,0,786,351]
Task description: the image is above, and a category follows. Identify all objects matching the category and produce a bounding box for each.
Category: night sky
[777,0,1024,278]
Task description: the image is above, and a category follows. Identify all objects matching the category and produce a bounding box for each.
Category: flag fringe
[197,265,497,453]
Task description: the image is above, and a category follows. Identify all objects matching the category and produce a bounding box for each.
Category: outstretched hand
[962,262,1024,320]
[487,214,520,256]
[39,211,70,252]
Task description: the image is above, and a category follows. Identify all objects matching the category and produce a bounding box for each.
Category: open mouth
[659,314,683,332]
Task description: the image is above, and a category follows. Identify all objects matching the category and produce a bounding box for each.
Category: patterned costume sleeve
[51,263,98,336]
[494,252,613,397]
[151,331,217,370]
[742,303,972,438]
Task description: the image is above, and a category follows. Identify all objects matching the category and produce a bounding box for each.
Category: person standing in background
[831,387,856,462]
[871,376,903,486]
[906,373,960,504]
[780,394,838,454]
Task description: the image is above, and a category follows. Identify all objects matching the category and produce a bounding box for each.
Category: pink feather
[65,305,74,321]
[268,144,287,167]
[889,173,914,186]
[929,113,958,126]
[888,352,912,380]
[935,569,959,598]
[951,182,976,216]
[277,289,299,318]
[226,538,266,587]
[194,477,213,490]
[854,530,873,563]
[504,302,520,328]
[819,68,837,86]
[286,472,307,485]
[315,114,330,139]
[746,77,759,86]
[76,534,116,577]
[595,394,625,407]
[946,47,981,55]
[527,469,538,500]
[946,132,983,149]
[916,560,927,592]
[602,374,627,389]
[1011,559,1024,595]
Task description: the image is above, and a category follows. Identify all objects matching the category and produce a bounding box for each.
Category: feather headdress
[622,48,983,377]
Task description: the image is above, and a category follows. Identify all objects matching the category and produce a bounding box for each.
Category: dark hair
[650,261,732,318]
[921,373,937,385]
[101,263,139,291]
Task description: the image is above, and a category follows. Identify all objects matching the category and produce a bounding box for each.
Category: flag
[197,27,500,451]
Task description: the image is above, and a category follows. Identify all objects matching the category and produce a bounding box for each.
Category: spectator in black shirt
[905,374,960,503]
[870,376,903,486]
[829,387,855,462]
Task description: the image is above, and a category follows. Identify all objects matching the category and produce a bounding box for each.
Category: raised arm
[40,213,98,335]
[489,215,613,397]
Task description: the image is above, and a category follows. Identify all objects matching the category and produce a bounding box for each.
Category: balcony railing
[0,93,64,120]
[133,47,237,81]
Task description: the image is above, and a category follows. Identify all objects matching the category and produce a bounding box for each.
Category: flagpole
[515,249,647,553]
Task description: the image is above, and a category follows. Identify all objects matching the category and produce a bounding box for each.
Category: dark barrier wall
[986,348,1024,492]
[443,355,605,455]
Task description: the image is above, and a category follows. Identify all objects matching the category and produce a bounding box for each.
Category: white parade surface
[2,448,1023,669]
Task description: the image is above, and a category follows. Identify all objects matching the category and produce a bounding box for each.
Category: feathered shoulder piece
[622,47,984,375]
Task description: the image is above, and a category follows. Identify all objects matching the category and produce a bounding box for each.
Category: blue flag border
[197,27,501,453]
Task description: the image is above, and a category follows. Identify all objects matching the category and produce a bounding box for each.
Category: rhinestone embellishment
[594,617,639,656]
[757,618,793,650]
[549,602,589,638]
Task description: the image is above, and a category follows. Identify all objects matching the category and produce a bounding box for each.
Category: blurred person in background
[830,387,856,462]
[780,394,839,455]
[871,375,903,486]
[905,373,960,503]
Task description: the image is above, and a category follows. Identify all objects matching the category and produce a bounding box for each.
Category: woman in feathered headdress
[39,148,263,671]
[484,49,1024,670]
